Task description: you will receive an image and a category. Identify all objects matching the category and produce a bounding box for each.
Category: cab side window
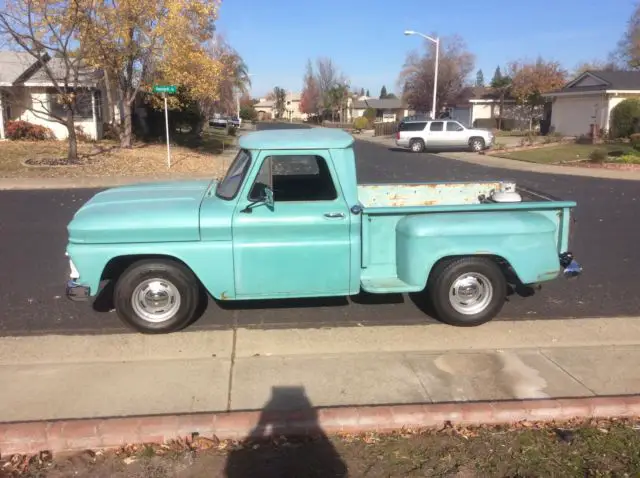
[249,155,338,202]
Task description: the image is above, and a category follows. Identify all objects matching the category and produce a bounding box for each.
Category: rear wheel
[114,259,200,334]
[428,257,507,327]
[410,138,425,152]
[469,137,485,152]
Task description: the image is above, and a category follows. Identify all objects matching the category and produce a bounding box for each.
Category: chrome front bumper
[66,280,90,301]
[560,252,583,279]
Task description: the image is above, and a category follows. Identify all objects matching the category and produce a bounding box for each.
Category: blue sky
[216,0,635,98]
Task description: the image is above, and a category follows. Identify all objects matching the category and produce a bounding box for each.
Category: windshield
[215,149,251,200]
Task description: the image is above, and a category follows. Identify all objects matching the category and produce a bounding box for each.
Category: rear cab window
[429,121,444,131]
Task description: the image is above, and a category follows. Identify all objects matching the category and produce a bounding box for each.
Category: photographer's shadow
[225,386,348,477]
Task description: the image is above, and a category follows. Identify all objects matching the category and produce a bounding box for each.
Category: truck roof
[238,127,355,150]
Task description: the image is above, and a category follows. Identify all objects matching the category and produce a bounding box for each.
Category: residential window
[446,121,464,132]
[249,155,337,202]
[49,90,94,119]
[398,121,427,132]
[429,121,444,131]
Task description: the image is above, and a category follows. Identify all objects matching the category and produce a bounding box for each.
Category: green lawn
[493,143,634,164]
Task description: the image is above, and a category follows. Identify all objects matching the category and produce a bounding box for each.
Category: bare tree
[315,57,347,117]
[398,34,475,113]
[572,59,619,77]
[613,3,640,69]
[0,0,96,161]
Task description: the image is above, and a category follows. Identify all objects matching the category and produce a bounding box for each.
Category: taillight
[396,131,400,139]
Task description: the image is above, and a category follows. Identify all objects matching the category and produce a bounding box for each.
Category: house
[0,51,107,140]
[254,91,307,121]
[350,98,410,123]
[442,86,524,128]
[544,70,640,136]
[348,98,409,123]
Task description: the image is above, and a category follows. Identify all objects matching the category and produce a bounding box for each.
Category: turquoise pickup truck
[65,128,582,333]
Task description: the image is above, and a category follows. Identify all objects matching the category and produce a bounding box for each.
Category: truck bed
[356,181,576,294]
[357,181,558,208]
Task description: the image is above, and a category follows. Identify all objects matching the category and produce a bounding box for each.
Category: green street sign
[153,85,177,94]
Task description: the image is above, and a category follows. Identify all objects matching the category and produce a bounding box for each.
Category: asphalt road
[1,123,638,335]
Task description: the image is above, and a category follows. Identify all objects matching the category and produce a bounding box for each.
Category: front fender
[396,211,561,286]
[66,241,235,300]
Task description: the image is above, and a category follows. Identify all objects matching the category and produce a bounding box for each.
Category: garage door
[551,96,605,136]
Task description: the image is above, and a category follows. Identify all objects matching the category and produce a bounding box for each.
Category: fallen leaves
[0,135,233,181]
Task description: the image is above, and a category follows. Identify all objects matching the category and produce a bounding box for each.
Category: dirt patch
[3,419,640,477]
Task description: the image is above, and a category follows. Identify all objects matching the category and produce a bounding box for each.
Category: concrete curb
[2,395,639,456]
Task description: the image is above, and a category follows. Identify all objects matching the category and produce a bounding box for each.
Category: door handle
[324,212,345,219]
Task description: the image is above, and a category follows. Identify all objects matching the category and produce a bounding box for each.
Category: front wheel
[428,257,507,327]
[114,259,200,334]
[469,137,485,152]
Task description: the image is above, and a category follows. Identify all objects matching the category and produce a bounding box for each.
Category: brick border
[2,395,639,456]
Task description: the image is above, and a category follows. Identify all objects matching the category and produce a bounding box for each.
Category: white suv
[395,119,493,153]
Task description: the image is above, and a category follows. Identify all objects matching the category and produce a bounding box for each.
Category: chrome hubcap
[472,140,482,151]
[449,272,493,315]
[411,142,422,151]
[131,279,181,323]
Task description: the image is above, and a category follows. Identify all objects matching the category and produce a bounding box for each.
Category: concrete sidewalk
[2,317,640,423]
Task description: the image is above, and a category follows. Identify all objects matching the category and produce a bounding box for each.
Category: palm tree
[201,35,252,121]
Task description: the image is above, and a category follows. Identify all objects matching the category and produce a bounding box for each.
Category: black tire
[427,257,507,327]
[409,138,425,153]
[469,137,485,152]
[114,259,200,334]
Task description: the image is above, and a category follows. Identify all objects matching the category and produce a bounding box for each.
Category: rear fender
[395,211,561,286]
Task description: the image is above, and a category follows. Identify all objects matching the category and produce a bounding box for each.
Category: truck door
[232,150,352,298]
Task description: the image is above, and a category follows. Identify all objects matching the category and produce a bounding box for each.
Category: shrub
[5,120,52,140]
[102,122,119,140]
[617,153,640,164]
[589,148,607,163]
[75,125,92,142]
[610,98,640,138]
[630,133,640,151]
[363,107,376,123]
[353,116,369,131]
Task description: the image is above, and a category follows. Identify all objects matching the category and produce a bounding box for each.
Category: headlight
[69,258,80,279]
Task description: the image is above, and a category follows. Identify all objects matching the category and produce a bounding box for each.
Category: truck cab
[66,128,581,334]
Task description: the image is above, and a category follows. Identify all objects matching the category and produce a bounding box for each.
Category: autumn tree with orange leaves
[508,58,567,126]
[76,0,225,147]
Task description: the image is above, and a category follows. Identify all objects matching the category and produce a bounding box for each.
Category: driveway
[0,123,637,335]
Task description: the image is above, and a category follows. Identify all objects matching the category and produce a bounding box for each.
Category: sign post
[152,85,177,168]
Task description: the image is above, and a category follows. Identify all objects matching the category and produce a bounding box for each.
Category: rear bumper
[66,280,90,301]
[560,252,582,278]
[395,139,410,148]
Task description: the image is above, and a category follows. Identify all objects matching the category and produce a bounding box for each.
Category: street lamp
[404,30,439,119]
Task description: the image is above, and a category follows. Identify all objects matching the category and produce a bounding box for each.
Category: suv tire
[410,139,425,153]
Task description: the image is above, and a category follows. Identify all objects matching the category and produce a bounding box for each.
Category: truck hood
[68,179,216,244]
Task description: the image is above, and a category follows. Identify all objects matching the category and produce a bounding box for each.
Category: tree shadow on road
[224,386,348,478]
